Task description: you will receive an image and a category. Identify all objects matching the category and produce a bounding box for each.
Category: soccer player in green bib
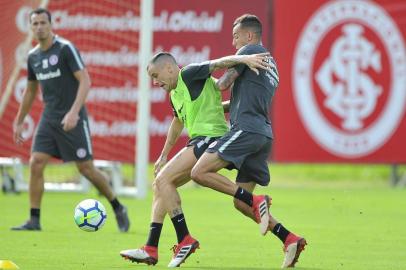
[120,52,271,267]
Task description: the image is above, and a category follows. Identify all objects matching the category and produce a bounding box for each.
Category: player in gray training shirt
[191,14,307,268]
[228,43,278,139]
[11,8,129,233]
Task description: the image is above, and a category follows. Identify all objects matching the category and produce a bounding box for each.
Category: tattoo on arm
[209,55,243,73]
[216,68,239,91]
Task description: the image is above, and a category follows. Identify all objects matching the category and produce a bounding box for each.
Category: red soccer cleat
[281,233,307,268]
[252,195,271,235]
[168,235,199,268]
[120,245,158,265]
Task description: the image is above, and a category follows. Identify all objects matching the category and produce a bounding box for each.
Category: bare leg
[191,152,238,196]
[119,147,200,265]
[152,146,197,222]
[75,159,115,200]
[268,214,280,231]
[29,152,51,209]
[10,152,51,230]
[150,191,166,224]
[233,181,279,229]
[233,182,257,222]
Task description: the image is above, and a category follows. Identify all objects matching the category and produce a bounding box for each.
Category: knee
[152,179,159,194]
[190,166,206,186]
[77,163,94,178]
[29,156,47,174]
[152,175,168,195]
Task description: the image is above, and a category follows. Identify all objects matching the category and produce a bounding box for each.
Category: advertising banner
[0,0,271,162]
[273,0,406,163]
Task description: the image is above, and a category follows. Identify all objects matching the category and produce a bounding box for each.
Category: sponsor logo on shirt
[35,68,61,80]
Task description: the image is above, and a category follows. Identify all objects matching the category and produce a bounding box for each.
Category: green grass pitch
[1,165,405,270]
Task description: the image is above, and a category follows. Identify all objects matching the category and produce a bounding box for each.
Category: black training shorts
[187,136,219,159]
[206,128,272,186]
[32,117,93,162]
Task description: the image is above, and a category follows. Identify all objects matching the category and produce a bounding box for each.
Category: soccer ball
[74,199,107,232]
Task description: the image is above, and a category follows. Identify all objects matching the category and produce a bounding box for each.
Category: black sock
[272,223,290,243]
[146,222,163,247]
[234,187,253,207]
[109,198,122,211]
[30,208,40,221]
[171,214,189,243]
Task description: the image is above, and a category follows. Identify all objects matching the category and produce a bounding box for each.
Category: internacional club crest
[293,0,406,158]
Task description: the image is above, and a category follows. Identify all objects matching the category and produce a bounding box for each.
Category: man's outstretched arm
[209,52,272,91]
[209,52,271,74]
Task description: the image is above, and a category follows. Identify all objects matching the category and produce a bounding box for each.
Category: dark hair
[233,14,262,36]
[150,52,177,65]
[29,8,52,23]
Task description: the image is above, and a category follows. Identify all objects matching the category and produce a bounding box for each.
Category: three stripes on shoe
[174,245,193,259]
[259,201,268,218]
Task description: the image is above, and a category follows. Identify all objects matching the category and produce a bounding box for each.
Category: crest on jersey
[49,55,58,66]
[76,148,87,158]
[293,1,406,158]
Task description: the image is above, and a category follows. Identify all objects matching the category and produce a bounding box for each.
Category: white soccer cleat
[281,234,307,268]
[120,246,158,265]
[252,195,271,235]
[168,235,199,268]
